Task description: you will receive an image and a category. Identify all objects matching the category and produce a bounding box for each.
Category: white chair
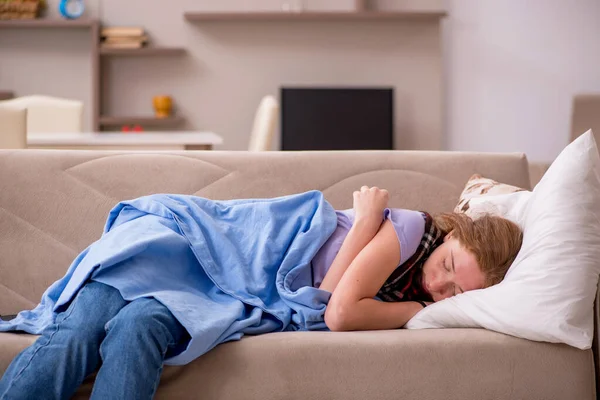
[248,95,279,151]
[0,105,27,149]
[0,95,83,134]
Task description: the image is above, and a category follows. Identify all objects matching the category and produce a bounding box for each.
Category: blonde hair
[433,213,523,288]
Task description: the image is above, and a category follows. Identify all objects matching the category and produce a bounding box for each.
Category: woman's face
[422,234,485,302]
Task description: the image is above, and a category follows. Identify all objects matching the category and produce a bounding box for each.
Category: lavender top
[312,208,426,289]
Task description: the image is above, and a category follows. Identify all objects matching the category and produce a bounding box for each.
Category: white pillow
[406,130,600,349]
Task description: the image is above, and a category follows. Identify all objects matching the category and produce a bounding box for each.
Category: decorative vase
[153,96,173,119]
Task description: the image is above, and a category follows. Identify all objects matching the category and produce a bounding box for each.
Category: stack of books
[101,26,148,49]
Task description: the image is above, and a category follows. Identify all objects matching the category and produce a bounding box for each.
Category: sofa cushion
[453,173,526,215]
[92,330,595,399]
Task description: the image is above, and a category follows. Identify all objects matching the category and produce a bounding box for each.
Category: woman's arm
[319,186,388,293]
[324,220,424,331]
[318,219,380,293]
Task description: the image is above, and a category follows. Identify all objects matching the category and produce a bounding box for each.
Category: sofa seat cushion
[0,329,585,400]
[0,332,37,371]
[148,329,596,400]
[151,329,597,400]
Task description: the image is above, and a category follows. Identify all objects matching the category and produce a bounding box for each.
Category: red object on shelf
[121,125,131,132]
[133,125,144,132]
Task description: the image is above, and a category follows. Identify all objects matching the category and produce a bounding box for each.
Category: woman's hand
[353,186,389,230]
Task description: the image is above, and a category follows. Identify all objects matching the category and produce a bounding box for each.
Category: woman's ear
[444,231,454,242]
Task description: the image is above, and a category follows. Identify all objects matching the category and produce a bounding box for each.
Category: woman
[318,186,522,331]
[0,186,522,400]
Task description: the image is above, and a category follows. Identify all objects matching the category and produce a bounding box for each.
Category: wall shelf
[100,47,186,56]
[2,18,187,131]
[0,18,99,29]
[183,11,447,22]
[98,115,185,127]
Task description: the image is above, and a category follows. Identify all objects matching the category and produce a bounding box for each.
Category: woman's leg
[90,297,187,400]
[0,281,127,400]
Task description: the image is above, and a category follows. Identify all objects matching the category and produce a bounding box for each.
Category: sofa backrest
[0,150,530,314]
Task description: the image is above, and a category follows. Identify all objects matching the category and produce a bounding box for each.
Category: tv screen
[281,87,393,151]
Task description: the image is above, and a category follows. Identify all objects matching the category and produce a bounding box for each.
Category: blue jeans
[0,281,187,400]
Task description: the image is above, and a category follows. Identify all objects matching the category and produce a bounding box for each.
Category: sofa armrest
[528,162,551,188]
[594,281,600,400]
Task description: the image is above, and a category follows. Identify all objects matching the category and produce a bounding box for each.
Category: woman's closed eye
[445,258,458,296]
[441,259,455,296]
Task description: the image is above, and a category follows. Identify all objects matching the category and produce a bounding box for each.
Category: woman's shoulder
[385,208,425,220]
[335,207,425,242]
[384,209,426,265]
[384,208,426,229]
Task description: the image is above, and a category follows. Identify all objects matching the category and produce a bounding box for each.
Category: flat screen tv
[281,87,394,151]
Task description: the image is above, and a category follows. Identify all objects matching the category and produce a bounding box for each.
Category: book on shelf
[101,41,145,49]
[103,35,148,44]
[101,26,145,38]
[101,32,148,49]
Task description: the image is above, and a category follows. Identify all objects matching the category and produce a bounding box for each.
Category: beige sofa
[0,149,596,400]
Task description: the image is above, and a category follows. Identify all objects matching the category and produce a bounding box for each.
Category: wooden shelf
[183,11,447,22]
[100,47,186,56]
[98,115,185,127]
[28,131,222,147]
[0,18,99,28]
[2,19,188,132]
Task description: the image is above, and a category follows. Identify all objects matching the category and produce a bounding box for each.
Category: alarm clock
[59,0,85,20]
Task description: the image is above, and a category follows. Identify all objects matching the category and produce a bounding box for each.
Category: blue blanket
[0,191,338,365]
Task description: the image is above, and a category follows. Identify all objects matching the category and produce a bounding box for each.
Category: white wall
[445,0,600,162]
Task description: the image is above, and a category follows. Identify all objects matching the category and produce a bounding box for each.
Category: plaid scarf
[376,212,444,303]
